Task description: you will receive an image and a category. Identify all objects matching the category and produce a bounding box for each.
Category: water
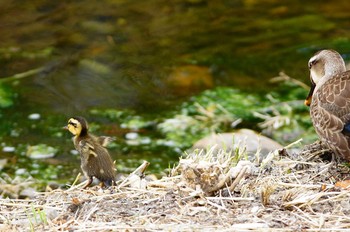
[0,0,350,187]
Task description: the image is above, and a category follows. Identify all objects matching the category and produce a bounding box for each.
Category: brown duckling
[305,49,350,161]
[64,116,116,188]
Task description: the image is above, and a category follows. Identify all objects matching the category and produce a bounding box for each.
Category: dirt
[1,143,350,231]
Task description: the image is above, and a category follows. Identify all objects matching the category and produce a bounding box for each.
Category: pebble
[15,168,27,175]
[140,137,151,144]
[20,187,38,198]
[28,113,41,120]
[251,205,260,214]
[0,159,7,170]
[70,150,79,155]
[3,146,15,152]
[125,132,139,140]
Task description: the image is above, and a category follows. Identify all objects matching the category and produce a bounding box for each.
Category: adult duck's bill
[304,79,316,106]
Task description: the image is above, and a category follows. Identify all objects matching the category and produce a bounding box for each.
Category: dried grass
[1,142,350,231]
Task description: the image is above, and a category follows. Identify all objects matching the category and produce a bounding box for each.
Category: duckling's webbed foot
[82,176,93,189]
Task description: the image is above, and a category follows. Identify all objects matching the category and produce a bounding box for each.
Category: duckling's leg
[82,176,93,189]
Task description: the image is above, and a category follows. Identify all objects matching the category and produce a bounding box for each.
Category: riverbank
[1,143,350,231]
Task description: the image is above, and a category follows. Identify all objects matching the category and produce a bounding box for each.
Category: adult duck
[305,49,350,161]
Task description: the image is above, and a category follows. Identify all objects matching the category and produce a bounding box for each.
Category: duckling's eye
[69,122,77,128]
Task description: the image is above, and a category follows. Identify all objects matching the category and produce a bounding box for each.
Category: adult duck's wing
[318,71,350,119]
[312,71,350,160]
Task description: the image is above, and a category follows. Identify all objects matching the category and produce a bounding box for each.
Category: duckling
[305,49,350,161]
[64,116,116,188]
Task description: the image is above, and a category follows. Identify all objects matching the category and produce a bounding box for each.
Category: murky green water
[1,0,350,188]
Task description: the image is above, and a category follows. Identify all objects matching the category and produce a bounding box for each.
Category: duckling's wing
[98,136,115,147]
[78,140,98,159]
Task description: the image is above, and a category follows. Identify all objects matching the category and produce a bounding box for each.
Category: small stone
[0,159,7,170]
[15,168,27,175]
[3,146,15,152]
[162,140,176,147]
[70,150,79,155]
[140,137,151,144]
[20,187,38,199]
[26,144,58,159]
[28,113,41,120]
[251,205,260,214]
[196,199,206,206]
[125,132,138,140]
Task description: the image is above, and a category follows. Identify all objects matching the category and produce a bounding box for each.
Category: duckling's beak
[63,126,68,130]
[305,79,316,107]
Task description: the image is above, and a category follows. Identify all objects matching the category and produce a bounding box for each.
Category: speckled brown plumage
[306,49,350,161]
[65,116,116,188]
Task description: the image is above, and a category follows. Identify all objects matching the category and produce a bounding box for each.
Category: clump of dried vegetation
[1,141,350,231]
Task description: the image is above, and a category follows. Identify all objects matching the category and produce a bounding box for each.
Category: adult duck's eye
[308,59,317,69]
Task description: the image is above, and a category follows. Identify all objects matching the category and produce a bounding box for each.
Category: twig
[118,161,150,189]
[291,205,319,227]
[83,204,99,222]
[228,165,249,192]
[206,199,228,211]
[206,196,254,201]
[270,71,309,90]
[0,67,44,83]
[277,182,324,189]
